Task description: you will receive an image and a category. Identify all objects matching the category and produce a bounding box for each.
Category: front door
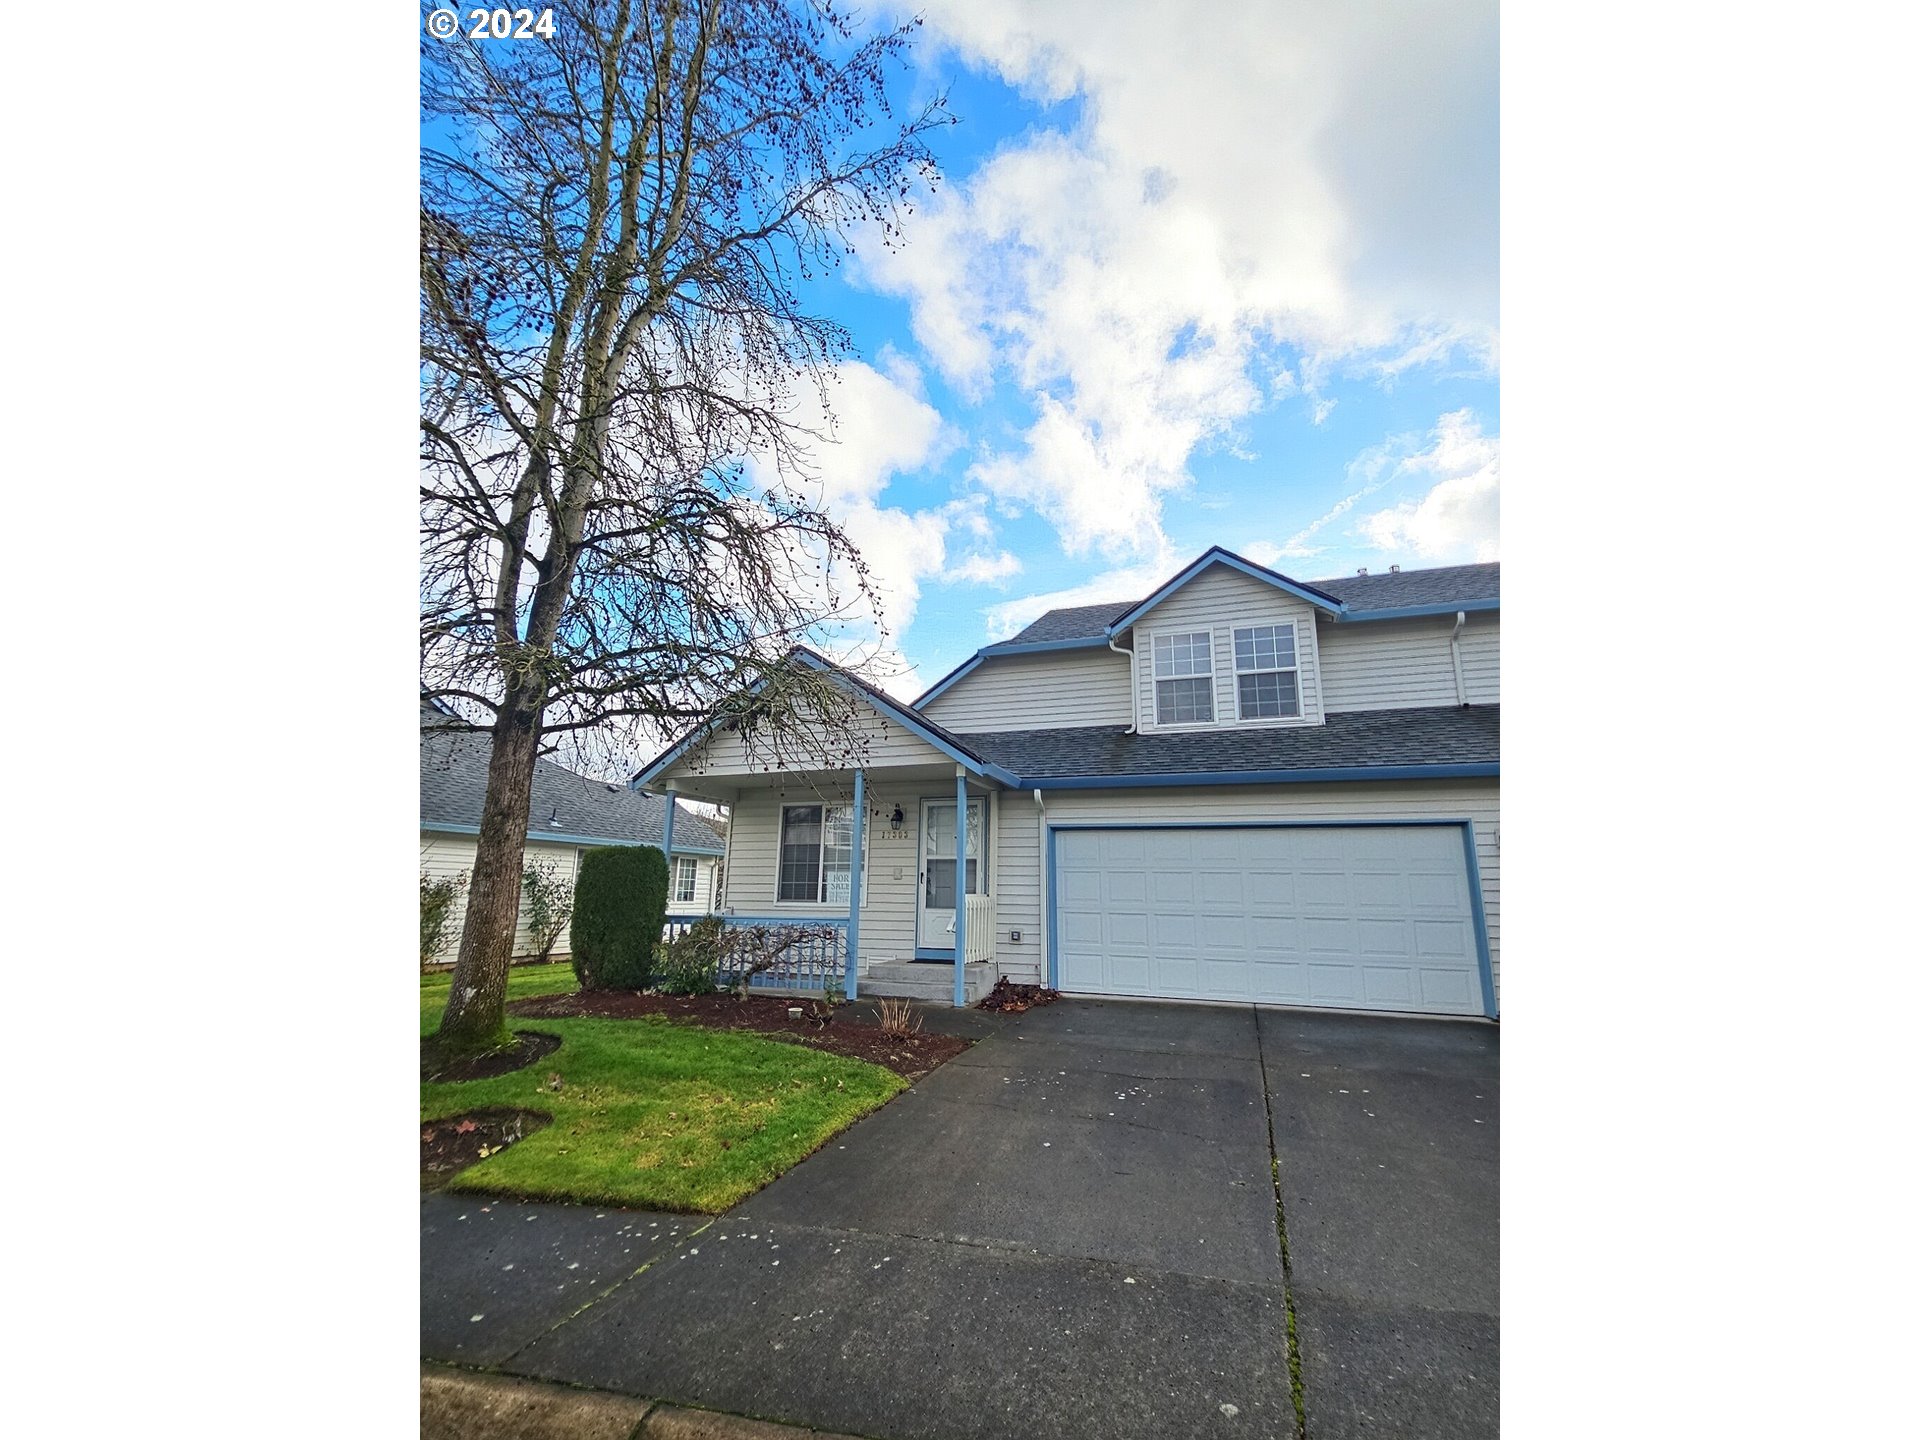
[917,797,984,951]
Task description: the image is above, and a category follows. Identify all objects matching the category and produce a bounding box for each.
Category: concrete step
[863,961,993,1007]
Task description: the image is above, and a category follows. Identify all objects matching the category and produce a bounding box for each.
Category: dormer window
[1234,623,1300,719]
[1153,631,1214,724]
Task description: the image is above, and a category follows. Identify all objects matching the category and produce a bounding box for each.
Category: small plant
[521,860,575,963]
[876,996,923,1037]
[420,869,468,968]
[654,915,726,996]
[822,976,846,1007]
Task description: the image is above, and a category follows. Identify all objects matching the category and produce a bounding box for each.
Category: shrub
[521,859,576,963]
[571,845,668,989]
[420,869,467,968]
[653,915,726,996]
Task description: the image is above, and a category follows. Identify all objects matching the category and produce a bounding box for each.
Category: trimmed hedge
[571,845,669,990]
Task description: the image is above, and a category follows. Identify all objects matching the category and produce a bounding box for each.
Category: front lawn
[419,961,577,1035]
[419,968,907,1212]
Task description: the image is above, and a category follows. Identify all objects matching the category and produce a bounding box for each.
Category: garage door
[1054,825,1485,1015]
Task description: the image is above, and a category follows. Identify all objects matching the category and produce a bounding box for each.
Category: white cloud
[945,549,1023,584]
[741,361,963,694]
[865,0,1497,562]
[1354,410,1500,562]
[979,557,1173,641]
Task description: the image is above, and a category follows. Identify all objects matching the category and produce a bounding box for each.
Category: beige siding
[1458,615,1500,704]
[420,832,717,964]
[994,796,1046,983]
[724,782,1014,972]
[1030,780,1500,1004]
[1130,567,1328,731]
[922,648,1133,732]
[675,691,947,778]
[1317,612,1501,712]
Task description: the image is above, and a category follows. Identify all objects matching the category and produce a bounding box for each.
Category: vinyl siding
[1028,779,1500,1004]
[1129,567,1327,732]
[922,647,1133,733]
[1316,612,1501,712]
[420,832,716,965]
[675,691,948,776]
[723,783,1006,972]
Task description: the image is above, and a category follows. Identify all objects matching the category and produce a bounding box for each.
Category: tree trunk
[436,692,542,1051]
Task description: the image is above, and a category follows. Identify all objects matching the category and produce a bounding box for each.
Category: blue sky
[766,1,1500,702]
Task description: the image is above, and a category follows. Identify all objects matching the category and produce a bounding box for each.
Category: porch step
[863,960,994,1007]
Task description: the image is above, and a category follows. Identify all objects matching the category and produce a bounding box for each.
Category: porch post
[845,770,865,1000]
[953,765,968,1007]
[660,784,677,889]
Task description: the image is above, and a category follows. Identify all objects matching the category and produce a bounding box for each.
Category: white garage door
[1054,825,1485,1015]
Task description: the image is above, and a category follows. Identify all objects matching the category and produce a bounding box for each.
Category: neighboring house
[422,703,726,966]
[634,547,1498,1016]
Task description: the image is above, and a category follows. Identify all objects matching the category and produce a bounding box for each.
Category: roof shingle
[961,705,1498,780]
[999,560,1499,646]
[422,715,725,851]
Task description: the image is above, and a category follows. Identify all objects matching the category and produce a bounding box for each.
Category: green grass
[419,967,907,1212]
[420,961,578,1035]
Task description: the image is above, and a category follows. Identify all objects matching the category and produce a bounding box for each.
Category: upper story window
[1152,630,1214,724]
[673,856,697,903]
[1233,623,1300,719]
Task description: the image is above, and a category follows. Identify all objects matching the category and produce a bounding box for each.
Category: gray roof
[960,705,1498,781]
[1310,562,1500,612]
[422,711,726,852]
[1005,601,1140,646]
[1002,561,1500,645]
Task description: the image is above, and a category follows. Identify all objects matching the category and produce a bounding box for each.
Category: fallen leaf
[454,1120,479,1135]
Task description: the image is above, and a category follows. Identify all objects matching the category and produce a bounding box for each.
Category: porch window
[673,856,697,904]
[1233,623,1301,719]
[1152,629,1214,724]
[777,803,865,904]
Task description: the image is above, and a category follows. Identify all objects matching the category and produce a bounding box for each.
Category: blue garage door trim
[1046,820,1496,1019]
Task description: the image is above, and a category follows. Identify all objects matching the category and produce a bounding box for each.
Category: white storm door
[917,798,983,950]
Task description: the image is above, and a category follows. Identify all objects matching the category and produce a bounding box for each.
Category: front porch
[657,761,1009,1008]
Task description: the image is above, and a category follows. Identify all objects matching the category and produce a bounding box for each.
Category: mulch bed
[420,1107,552,1190]
[508,990,972,1079]
[421,1029,562,1083]
[978,977,1062,1014]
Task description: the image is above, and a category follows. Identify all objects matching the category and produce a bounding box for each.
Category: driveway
[422,1000,1498,1439]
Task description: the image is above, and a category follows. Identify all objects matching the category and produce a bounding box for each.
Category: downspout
[1449,611,1469,706]
[1108,633,1138,733]
[1033,787,1047,987]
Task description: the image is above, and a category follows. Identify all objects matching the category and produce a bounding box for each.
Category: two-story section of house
[635,547,1499,1018]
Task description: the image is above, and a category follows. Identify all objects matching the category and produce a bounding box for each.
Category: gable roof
[915,553,1501,708]
[631,647,1022,790]
[1103,546,1347,635]
[961,705,1498,788]
[422,708,726,852]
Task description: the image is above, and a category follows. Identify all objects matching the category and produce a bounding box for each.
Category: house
[421,702,726,966]
[633,547,1498,1016]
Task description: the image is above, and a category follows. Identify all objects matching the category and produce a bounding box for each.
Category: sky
[763,0,1500,705]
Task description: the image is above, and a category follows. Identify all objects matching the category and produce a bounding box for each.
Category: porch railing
[662,913,850,994]
[944,894,995,964]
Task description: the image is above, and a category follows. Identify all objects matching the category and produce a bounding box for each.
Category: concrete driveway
[422,1000,1498,1440]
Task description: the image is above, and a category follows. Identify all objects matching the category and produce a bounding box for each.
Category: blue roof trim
[914,635,1112,708]
[632,648,1022,790]
[1333,599,1501,622]
[1023,762,1499,790]
[420,820,726,854]
[1105,546,1347,634]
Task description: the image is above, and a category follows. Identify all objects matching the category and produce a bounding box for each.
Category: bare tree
[420,0,948,1052]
